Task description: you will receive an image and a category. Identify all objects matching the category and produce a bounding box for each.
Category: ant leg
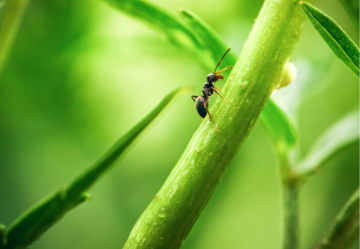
[204,99,219,132]
[191,95,198,102]
[211,87,229,101]
[213,87,222,91]
[206,108,220,132]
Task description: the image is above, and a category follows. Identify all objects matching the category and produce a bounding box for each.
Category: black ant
[191,48,232,132]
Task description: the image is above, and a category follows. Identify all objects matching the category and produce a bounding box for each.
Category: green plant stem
[313,189,359,249]
[124,0,312,248]
[277,148,301,249]
[283,181,300,249]
[0,0,28,75]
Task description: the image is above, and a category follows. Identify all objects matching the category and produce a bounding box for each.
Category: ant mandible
[191,48,232,132]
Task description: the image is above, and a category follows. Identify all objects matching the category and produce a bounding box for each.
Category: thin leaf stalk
[124,0,313,248]
[283,178,301,249]
[277,147,301,249]
[0,0,28,75]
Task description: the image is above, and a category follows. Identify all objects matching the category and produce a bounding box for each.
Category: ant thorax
[203,82,214,96]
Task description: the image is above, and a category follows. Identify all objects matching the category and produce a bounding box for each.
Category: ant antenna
[214,48,231,73]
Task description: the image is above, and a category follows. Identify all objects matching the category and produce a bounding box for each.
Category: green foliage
[293,111,359,180]
[314,189,359,249]
[106,2,298,154]
[259,100,297,151]
[179,9,236,67]
[0,0,358,249]
[124,0,314,247]
[0,224,5,249]
[2,87,188,249]
[3,193,90,249]
[300,1,359,76]
[0,0,28,75]
[103,0,200,49]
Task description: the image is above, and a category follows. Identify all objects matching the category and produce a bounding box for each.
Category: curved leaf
[180,8,297,149]
[3,86,189,249]
[313,189,359,249]
[0,0,29,75]
[300,1,359,77]
[103,0,200,50]
[0,224,5,249]
[259,100,298,150]
[179,9,237,68]
[293,110,359,179]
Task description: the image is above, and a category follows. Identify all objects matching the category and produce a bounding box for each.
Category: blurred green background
[0,0,358,248]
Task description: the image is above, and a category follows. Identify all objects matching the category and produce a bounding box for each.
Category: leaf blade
[179,9,237,68]
[103,0,200,49]
[313,189,359,249]
[4,87,189,249]
[294,110,359,179]
[0,0,29,75]
[300,1,359,76]
[259,100,298,149]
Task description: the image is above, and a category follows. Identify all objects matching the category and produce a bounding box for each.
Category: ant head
[207,73,216,82]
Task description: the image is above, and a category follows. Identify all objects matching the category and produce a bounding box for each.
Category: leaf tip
[181,84,194,93]
[178,8,192,20]
[80,192,92,203]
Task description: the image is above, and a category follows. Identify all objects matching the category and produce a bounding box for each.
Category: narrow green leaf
[0,0,29,76]
[300,1,359,76]
[180,8,297,149]
[66,87,189,200]
[259,100,298,150]
[293,111,359,179]
[3,87,189,249]
[313,189,359,249]
[103,0,200,50]
[179,9,237,68]
[0,0,5,9]
[0,224,5,249]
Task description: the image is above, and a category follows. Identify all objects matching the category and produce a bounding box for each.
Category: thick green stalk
[124,0,312,248]
[0,0,28,75]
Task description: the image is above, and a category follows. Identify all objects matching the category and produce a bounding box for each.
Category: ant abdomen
[195,96,208,118]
